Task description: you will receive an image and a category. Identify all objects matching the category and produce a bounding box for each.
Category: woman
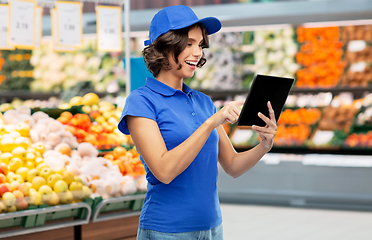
[118,5,277,240]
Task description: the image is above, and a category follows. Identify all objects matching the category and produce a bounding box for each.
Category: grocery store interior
[1,0,372,239]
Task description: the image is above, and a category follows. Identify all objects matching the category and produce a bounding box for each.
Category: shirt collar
[145,77,193,96]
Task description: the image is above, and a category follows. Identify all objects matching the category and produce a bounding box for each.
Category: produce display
[341,25,372,86]
[253,28,299,79]
[0,98,147,214]
[186,32,243,89]
[0,50,34,90]
[30,38,126,92]
[295,27,346,88]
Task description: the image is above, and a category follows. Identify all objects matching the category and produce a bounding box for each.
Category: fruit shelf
[90,193,146,223]
[0,200,92,239]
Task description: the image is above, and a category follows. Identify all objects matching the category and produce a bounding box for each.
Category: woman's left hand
[252,101,277,151]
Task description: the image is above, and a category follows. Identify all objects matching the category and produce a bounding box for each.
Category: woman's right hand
[210,100,245,128]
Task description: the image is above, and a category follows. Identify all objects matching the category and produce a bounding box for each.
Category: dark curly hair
[143,23,209,77]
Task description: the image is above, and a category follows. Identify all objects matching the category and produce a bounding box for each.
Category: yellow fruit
[0,138,14,152]
[82,93,100,106]
[36,163,49,171]
[11,147,27,160]
[59,103,71,109]
[69,96,83,106]
[81,105,92,114]
[16,123,31,137]
[0,152,13,164]
[32,176,46,191]
[25,161,35,170]
[8,157,23,172]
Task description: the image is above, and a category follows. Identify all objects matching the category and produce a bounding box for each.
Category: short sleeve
[118,91,156,135]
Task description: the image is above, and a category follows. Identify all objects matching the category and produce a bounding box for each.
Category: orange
[113,146,127,159]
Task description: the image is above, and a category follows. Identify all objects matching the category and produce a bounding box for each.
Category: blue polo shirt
[118,77,222,233]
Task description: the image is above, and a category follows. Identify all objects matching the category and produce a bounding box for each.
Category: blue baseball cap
[144,5,222,46]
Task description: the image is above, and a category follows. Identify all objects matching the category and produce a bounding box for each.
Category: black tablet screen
[236,74,294,127]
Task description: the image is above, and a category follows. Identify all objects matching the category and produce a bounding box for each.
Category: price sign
[96,6,122,52]
[0,4,15,50]
[9,0,36,49]
[56,1,82,48]
[51,9,75,52]
[34,6,42,48]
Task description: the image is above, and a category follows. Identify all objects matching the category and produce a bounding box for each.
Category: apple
[47,174,62,188]
[33,142,45,155]
[82,186,92,199]
[48,192,60,206]
[36,163,49,172]
[2,192,16,207]
[0,183,10,197]
[31,176,46,191]
[69,181,83,199]
[10,181,20,191]
[7,205,16,212]
[25,152,36,163]
[26,169,40,182]
[27,189,41,206]
[0,173,6,183]
[40,167,53,180]
[74,176,83,184]
[53,180,68,193]
[12,190,24,199]
[11,146,27,160]
[16,122,30,137]
[59,190,73,204]
[8,174,24,183]
[0,152,13,164]
[0,162,9,175]
[35,157,44,165]
[54,167,66,175]
[8,157,23,172]
[25,161,35,170]
[38,185,53,203]
[15,197,28,210]
[0,137,14,152]
[17,183,30,196]
[0,201,7,213]
[25,182,32,189]
[61,171,75,186]
[16,167,29,181]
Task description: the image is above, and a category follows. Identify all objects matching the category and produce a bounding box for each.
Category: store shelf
[218,156,372,211]
[199,86,372,100]
[90,193,146,223]
[0,202,92,239]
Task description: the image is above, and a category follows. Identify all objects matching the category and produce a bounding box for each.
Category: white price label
[34,6,42,48]
[0,4,15,50]
[56,1,82,48]
[96,6,122,52]
[8,0,35,49]
[51,9,75,52]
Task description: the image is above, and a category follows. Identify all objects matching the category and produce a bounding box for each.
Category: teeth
[186,61,197,66]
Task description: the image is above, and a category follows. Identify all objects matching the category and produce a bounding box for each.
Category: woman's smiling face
[167,26,204,80]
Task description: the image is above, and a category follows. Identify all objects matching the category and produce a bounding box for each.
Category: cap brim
[144,16,222,46]
[172,17,222,35]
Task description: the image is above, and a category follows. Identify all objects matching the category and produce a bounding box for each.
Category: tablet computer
[236,74,294,127]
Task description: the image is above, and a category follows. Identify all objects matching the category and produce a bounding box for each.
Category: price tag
[51,9,75,52]
[0,4,15,50]
[34,6,42,48]
[96,6,122,52]
[8,0,35,49]
[56,1,82,48]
